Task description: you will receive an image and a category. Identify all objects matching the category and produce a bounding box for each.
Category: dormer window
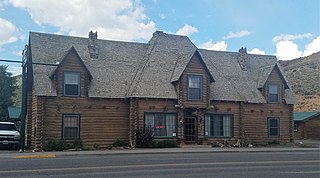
[188,75,202,100]
[268,84,280,103]
[64,72,80,96]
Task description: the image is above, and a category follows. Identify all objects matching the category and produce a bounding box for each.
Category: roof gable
[171,50,215,83]
[257,63,289,89]
[29,31,148,97]
[129,31,199,98]
[50,46,93,80]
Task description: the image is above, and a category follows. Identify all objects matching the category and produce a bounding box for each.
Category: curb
[3,147,319,158]
[14,154,56,159]
[38,147,320,157]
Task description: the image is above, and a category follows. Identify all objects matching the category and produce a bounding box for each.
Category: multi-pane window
[64,72,80,96]
[205,114,233,137]
[268,117,279,137]
[63,115,80,139]
[188,75,202,100]
[268,84,280,103]
[145,113,177,138]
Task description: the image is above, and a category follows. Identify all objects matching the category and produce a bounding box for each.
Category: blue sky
[0,0,319,75]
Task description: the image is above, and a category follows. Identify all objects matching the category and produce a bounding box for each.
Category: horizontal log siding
[294,123,305,139]
[34,50,129,149]
[202,101,241,144]
[180,54,209,108]
[43,97,130,148]
[242,103,292,144]
[304,117,320,140]
[27,94,45,150]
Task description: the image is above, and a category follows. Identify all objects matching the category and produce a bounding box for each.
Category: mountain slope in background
[280,51,320,112]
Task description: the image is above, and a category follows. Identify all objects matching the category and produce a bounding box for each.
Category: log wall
[180,53,210,109]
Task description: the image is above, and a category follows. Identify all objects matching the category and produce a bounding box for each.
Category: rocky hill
[280,51,320,111]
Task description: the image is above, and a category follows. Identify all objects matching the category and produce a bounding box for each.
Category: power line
[0,58,59,66]
[0,58,23,63]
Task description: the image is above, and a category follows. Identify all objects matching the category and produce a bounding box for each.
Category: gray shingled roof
[29,31,296,104]
[29,32,148,98]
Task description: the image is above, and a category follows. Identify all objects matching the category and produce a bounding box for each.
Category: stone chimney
[88,30,98,59]
[238,47,247,71]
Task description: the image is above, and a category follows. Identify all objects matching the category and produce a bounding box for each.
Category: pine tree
[0,65,18,121]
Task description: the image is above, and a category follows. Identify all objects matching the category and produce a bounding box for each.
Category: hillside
[280,51,320,112]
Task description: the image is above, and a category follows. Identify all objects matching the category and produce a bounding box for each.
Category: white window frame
[268,84,280,103]
[63,72,80,96]
[187,75,203,100]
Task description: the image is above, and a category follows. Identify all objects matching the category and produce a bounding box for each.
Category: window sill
[204,136,234,138]
[153,137,177,139]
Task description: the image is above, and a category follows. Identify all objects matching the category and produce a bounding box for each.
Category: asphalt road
[0,151,319,178]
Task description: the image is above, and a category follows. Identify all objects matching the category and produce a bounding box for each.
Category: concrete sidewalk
[1,147,319,159]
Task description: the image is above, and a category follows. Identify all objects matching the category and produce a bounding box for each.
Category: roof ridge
[126,33,160,96]
[29,31,148,46]
[205,56,245,101]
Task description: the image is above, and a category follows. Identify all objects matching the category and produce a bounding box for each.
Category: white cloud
[223,30,251,40]
[176,24,198,36]
[0,17,19,46]
[9,0,156,41]
[275,35,320,61]
[199,40,227,51]
[272,33,312,43]
[248,48,265,55]
[302,36,320,56]
[275,40,302,61]
[7,65,22,76]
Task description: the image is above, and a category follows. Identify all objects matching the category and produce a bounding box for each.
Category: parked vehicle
[0,122,20,149]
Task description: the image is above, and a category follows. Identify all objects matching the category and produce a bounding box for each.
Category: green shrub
[136,126,154,148]
[43,139,66,151]
[43,139,83,151]
[112,139,129,147]
[70,139,83,150]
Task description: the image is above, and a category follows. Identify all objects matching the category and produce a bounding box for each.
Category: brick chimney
[88,30,98,59]
[238,47,247,71]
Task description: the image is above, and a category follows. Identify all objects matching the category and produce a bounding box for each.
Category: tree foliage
[0,65,18,120]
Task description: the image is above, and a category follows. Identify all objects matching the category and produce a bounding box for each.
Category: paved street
[0,149,319,178]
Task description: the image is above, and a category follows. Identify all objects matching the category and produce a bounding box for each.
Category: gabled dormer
[50,47,93,97]
[258,63,289,104]
[173,50,214,109]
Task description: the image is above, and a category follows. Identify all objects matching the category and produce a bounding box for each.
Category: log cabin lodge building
[23,31,296,149]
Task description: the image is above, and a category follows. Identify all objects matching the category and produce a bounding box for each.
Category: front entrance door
[184,117,197,143]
